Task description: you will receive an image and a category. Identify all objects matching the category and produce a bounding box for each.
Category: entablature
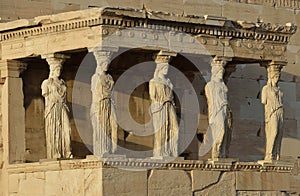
[0,7,297,62]
[0,7,296,42]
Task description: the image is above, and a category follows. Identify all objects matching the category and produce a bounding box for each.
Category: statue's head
[49,60,62,79]
[157,63,169,75]
[100,60,109,72]
[210,56,226,81]
[211,56,226,67]
[153,54,171,79]
[270,71,280,85]
[94,50,112,73]
[267,65,281,85]
[211,65,224,81]
[94,60,110,74]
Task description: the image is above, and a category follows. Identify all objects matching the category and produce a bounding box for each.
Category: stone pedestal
[2,158,298,195]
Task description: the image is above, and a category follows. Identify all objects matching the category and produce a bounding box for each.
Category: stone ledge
[6,158,295,174]
[7,159,104,174]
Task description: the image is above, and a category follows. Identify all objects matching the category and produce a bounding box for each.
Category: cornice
[0,7,297,44]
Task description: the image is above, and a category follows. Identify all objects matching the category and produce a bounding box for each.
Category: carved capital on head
[261,60,286,81]
[41,53,70,71]
[153,51,177,64]
[211,56,231,67]
[91,46,118,67]
[269,60,287,68]
[267,65,281,78]
[260,60,287,69]
[93,50,113,68]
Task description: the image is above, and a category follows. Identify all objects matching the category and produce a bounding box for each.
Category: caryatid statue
[204,57,232,159]
[90,50,117,157]
[261,63,284,161]
[149,53,179,157]
[41,54,72,159]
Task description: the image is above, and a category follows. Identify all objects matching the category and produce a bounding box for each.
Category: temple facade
[0,1,300,195]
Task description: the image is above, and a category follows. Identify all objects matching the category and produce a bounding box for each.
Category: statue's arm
[91,75,98,93]
[261,86,267,105]
[149,81,156,102]
[41,80,48,97]
[204,84,211,122]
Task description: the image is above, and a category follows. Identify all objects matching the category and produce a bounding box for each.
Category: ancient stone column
[41,54,72,159]
[150,52,179,158]
[0,60,27,164]
[90,48,117,157]
[204,56,232,159]
[261,61,286,162]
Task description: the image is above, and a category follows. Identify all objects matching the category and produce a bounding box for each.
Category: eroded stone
[148,170,191,196]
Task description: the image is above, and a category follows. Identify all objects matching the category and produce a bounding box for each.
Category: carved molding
[6,159,294,174]
[212,56,232,66]
[0,7,296,46]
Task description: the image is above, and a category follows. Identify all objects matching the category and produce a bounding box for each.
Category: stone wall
[23,60,48,162]
[4,159,300,195]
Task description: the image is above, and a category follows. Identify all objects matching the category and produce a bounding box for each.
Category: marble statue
[41,58,72,159]
[204,58,232,159]
[261,65,284,161]
[90,51,117,157]
[149,55,179,157]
